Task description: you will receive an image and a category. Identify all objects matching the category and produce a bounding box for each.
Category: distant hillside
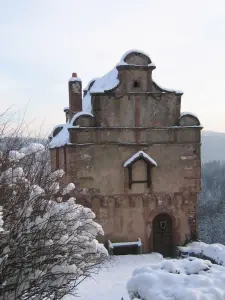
[202,131,225,162]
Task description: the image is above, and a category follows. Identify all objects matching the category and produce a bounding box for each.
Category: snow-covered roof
[49,123,74,148]
[82,50,183,111]
[49,112,93,148]
[83,78,99,91]
[124,150,157,167]
[82,50,155,112]
[82,67,119,113]
[49,124,65,138]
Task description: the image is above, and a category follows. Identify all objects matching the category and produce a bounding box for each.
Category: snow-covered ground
[68,253,163,300]
[64,249,225,300]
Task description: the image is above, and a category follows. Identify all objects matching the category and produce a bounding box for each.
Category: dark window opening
[53,126,63,137]
[124,152,157,190]
[128,162,151,189]
[133,80,140,88]
[113,245,140,255]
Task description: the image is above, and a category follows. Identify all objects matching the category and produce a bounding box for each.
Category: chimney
[68,73,82,114]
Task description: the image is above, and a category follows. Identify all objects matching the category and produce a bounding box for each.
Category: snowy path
[75,253,162,300]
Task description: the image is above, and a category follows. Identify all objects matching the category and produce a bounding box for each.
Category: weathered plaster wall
[75,192,197,253]
[59,126,200,252]
[92,93,181,127]
[66,129,201,195]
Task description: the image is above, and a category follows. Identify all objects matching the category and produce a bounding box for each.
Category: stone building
[49,50,202,256]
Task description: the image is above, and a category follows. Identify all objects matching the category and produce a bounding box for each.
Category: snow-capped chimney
[68,73,82,114]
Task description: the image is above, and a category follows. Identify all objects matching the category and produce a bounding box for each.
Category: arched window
[123,151,157,189]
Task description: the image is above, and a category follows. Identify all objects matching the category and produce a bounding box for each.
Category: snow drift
[127,255,225,300]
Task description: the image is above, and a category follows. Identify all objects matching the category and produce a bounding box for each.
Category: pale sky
[1,0,225,135]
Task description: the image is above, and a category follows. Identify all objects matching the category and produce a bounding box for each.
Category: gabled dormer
[124,150,157,189]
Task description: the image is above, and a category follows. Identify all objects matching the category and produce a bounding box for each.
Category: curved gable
[179,112,201,127]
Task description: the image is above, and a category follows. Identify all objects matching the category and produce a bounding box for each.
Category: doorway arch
[153,213,173,257]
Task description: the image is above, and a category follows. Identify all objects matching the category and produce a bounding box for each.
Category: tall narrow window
[133,80,140,88]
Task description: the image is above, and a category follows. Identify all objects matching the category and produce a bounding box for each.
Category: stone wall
[65,139,201,195]
[70,127,200,145]
[74,191,197,253]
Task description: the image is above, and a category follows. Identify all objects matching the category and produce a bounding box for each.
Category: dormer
[124,151,157,189]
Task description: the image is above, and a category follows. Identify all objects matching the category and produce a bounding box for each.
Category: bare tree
[0,112,108,300]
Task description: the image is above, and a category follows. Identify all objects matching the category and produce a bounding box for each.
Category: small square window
[133,80,140,88]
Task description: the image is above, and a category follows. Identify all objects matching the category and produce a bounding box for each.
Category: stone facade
[49,50,202,255]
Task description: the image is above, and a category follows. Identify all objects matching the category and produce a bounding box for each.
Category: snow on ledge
[70,111,94,125]
[69,76,82,82]
[120,49,151,64]
[179,111,199,119]
[124,150,157,167]
[109,239,142,248]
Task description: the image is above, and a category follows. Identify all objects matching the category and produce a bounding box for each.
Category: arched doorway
[153,213,173,257]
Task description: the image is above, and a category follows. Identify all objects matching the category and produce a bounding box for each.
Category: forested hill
[202,131,225,162]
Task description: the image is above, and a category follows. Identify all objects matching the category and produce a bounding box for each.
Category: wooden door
[153,213,173,257]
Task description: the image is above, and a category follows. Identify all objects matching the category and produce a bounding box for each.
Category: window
[127,161,151,189]
[133,80,140,88]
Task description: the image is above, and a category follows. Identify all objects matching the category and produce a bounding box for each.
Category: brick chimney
[68,73,82,114]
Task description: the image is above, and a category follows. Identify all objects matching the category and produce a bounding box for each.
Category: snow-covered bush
[127,254,225,300]
[179,241,225,266]
[0,117,107,299]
